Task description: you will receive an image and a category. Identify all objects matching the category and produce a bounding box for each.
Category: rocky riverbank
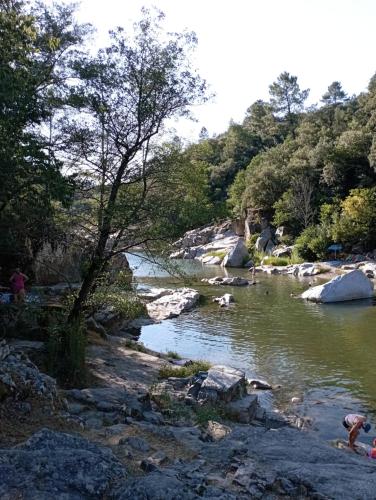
[1,335,376,499]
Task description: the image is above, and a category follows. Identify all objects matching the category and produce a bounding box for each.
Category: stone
[198,365,246,403]
[226,394,258,423]
[86,316,107,337]
[272,245,293,258]
[119,436,150,452]
[255,236,268,252]
[294,262,322,277]
[147,450,169,466]
[0,344,57,402]
[201,420,232,442]
[248,379,273,390]
[301,269,374,303]
[203,277,249,287]
[0,429,126,499]
[146,288,200,321]
[201,254,223,265]
[222,239,249,268]
[291,397,303,404]
[140,458,159,472]
[113,471,197,500]
[264,239,275,255]
[66,387,152,419]
[213,294,234,307]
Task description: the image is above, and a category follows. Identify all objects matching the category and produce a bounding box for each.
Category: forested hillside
[170,72,376,260]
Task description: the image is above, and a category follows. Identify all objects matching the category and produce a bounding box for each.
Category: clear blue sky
[51,0,376,140]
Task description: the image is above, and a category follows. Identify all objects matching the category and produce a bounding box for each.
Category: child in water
[368,438,376,460]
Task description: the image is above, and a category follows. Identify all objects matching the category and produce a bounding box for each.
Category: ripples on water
[128,253,376,441]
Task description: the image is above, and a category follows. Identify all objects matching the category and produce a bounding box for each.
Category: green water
[129,254,376,441]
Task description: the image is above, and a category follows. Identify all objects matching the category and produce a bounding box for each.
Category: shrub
[331,187,376,250]
[47,318,86,387]
[295,225,331,261]
[261,256,289,266]
[166,350,182,360]
[158,360,211,379]
[87,289,146,319]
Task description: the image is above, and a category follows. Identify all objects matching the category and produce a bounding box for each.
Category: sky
[50,0,376,141]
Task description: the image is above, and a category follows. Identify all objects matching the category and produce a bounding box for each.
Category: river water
[128,253,376,442]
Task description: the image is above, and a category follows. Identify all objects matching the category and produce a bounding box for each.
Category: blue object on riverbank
[0,293,12,304]
[327,244,343,252]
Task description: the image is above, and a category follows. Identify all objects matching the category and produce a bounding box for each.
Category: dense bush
[295,226,332,261]
[331,187,376,250]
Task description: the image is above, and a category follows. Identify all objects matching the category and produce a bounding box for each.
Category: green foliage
[151,391,193,423]
[194,404,225,426]
[295,226,331,261]
[0,1,88,272]
[47,318,86,387]
[166,351,182,360]
[158,360,211,379]
[331,187,376,249]
[269,71,309,136]
[205,250,227,260]
[87,289,146,320]
[261,256,290,266]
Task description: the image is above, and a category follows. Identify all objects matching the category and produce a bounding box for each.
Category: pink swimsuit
[11,274,25,293]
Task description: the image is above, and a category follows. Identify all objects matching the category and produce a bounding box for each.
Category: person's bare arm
[21,273,29,282]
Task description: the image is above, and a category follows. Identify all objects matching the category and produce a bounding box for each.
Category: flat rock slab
[198,365,246,403]
[202,276,249,286]
[66,387,151,417]
[0,428,126,499]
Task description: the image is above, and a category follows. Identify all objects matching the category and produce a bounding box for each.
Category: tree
[0,1,88,270]
[332,187,376,249]
[321,81,347,105]
[66,9,207,321]
[269,72,309,137]
[243,99,284,147]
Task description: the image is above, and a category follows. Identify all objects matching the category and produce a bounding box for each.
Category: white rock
[222,239,249,268]
[146,288,200,320]
[203,276,249,286]
[213,293,234,307]
[301,269,374,303]
[293,263,323,277]
[291,397,303,404]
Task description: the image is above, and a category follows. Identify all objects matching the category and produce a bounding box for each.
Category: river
[128,253,376,443]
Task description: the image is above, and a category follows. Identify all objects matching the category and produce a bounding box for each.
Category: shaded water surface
[128,254,376,441]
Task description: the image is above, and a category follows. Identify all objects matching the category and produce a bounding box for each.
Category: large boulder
[301,269,374,303]
[197,365,247,403]
[146,288,200,321]
[0,429,126,499]
[222,239,249,268]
